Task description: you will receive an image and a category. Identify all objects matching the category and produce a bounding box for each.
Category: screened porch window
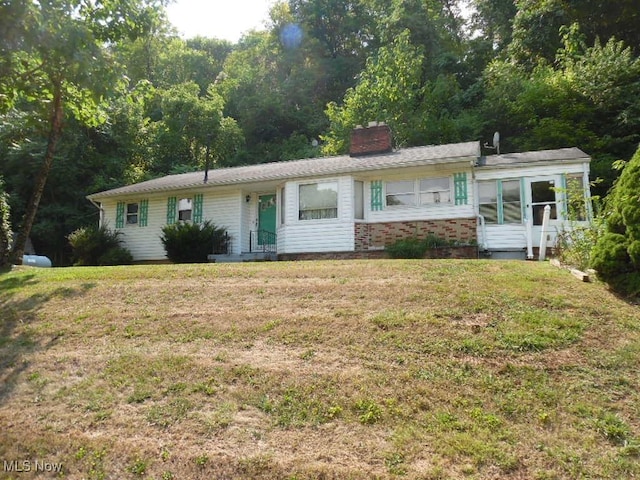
[531,180,557,225]
[299,181,338,220]
[565,175,587,221]
[478,182,498,223]
[479,180,522,224]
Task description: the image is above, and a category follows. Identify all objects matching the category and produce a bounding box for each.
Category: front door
[526,177,559,247]
[258,194,277,246]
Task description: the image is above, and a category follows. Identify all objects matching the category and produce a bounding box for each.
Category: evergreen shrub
[160,221,227,263]
[591,145,640,297]
[68,225,133,266]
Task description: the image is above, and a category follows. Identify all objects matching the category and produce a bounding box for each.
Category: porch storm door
[529,178,558,225]
[258,194,277,245]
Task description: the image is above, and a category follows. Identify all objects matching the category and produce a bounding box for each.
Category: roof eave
[87,152,479,201]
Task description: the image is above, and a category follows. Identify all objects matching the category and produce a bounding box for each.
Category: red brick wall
[349,124,393,156]
[355,218,477,251]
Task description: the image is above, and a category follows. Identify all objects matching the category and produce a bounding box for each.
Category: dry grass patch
[0,260,638,479]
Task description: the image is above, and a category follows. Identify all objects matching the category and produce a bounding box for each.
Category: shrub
[555,218,604,272]
[385,234,452,259]
[160,221,227,263]
[68,225,133,266]
[591,145,640,297]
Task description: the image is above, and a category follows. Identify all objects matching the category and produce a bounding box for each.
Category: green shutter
[115,202,125,228]
[370,180,383,211]
[139,199,149,227]
[166,196,177,224]
[193,194,203,223]
[454,173,468,205]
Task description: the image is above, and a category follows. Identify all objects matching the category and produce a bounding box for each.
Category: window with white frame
[126,203,139,225]
[280,187,286,225]
[299,181,338,220]
[565,174,587,221]
[386,180,415,206]
[420,177,451,204]
[478,179,522,224]
[178,198,192,221]
[354,180,364,219]
[386,177,451,207]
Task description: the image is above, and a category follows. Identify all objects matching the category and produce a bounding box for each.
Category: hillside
[0,260,638,479]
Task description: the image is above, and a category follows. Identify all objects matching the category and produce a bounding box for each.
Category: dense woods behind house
[1,0,640,269]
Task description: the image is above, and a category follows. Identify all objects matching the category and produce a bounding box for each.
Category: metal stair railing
[250,230,277,254]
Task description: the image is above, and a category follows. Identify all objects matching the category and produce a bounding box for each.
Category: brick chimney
[349,122,392,157]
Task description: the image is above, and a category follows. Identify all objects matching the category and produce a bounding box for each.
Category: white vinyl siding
[369,170,475,223]
[279,176,355,254]
[103,190,244,261]
[476,162,591,251]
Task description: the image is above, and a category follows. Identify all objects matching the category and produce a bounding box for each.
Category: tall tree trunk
[10,80,64,265]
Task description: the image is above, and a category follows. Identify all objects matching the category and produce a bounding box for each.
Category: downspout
[478,214,489,252]
[472,156,488,254]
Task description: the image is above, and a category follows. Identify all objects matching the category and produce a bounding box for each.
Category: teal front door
[258,194,277,245]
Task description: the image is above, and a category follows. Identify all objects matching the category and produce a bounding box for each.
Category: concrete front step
[208,252,276,263]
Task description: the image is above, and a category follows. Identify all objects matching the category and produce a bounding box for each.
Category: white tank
[22,255,52,268]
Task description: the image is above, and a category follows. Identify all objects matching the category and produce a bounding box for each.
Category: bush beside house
[385,234,476,259]
[591,145,640,297]
[160,221,227,263]
[68,225,133,266]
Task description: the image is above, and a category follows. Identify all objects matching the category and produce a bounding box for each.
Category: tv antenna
[484,131,500,155]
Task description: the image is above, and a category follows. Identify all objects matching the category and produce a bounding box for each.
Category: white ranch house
[87,125,592,262]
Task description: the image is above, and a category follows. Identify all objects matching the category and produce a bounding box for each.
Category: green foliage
[0,178,11,269]
[554,180,601,271]
[68,225,132,266]
[480,25,640,195]
[160,221,227,264]
[322,30,425,153]
[354,398,383,425]
[385,235,452,259]
[555,223,602,272]
[591,145,640,297]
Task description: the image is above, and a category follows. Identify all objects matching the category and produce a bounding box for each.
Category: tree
[591,146,640,298]
[322,29,477,154]
[479,26,640,194]
[0,177,11,270]
[322,30,425,154]
[0,0,165,264]
[469,0,518,54]
[151,82,241,174]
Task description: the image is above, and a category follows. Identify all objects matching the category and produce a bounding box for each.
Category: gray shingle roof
[88,141,481,199]
[480,147,590,167]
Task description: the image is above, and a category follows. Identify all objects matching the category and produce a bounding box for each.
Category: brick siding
[355,218,477,251]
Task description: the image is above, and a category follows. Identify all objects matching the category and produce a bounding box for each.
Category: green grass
[0,260,638,479]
